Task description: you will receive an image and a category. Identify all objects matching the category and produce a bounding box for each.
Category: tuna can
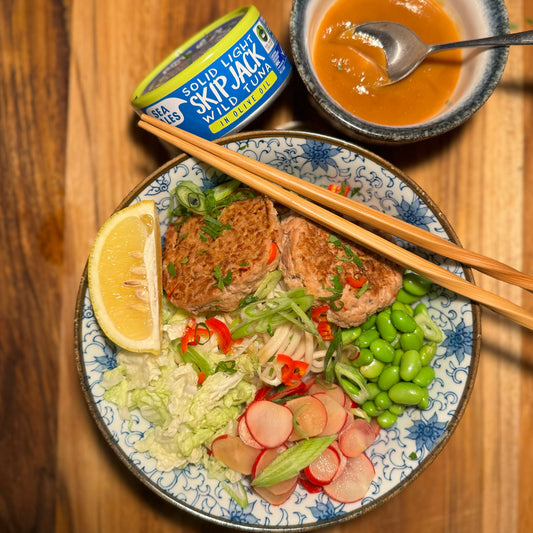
[131,5,292,140]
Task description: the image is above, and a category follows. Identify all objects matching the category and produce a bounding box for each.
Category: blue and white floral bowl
[75,131,481,530]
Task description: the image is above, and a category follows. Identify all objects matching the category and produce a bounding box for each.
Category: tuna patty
[279,216,404,327]
[162,195,280,314]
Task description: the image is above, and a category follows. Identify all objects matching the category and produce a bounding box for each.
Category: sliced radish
[344,394,357,410]
[245,400,293,448]
[284,395,328,441]
[312,392,349,436]
[238,416,263,449]
[323,453,375,503]
[308,381,346,406]
[253,479,297,505]
[370,417,381,437]
[329,441,347,482]
[211,435,262,475]
[304,445,340,485]
[252,446,297,495]
[338,418,377,458]
[298,472,323,494]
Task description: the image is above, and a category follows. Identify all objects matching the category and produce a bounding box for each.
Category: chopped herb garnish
[409,452,418,460]
[327,234,363,267]
[349,187,362,198]
[319,274,345,311]
[213,264,232,290]
[180,257,189,264]
[167,262,177,276]
[201,215,231,240]
[355,280,370,297]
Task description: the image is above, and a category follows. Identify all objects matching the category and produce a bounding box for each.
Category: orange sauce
[312,0,462,126]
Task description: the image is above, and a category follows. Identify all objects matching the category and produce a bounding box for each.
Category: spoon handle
[430,29,533,53]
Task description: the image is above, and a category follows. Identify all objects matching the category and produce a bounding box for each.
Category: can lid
[131,5,260,109]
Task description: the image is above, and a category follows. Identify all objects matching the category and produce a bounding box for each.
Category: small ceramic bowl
[290,0,509,143]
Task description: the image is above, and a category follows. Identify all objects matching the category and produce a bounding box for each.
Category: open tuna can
[131,5,292,140]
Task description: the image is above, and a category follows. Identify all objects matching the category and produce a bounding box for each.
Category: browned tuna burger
[162,195,280,314]
[279,216,404,328]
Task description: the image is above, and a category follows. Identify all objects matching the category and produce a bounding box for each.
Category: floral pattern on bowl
[75,131,480,531]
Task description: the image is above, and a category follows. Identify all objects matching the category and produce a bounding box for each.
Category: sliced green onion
[251,435,337,487]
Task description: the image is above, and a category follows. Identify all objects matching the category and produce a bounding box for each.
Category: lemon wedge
[88,200,162,354]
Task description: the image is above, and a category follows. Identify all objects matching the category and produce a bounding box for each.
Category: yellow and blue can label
[131,6,291,140]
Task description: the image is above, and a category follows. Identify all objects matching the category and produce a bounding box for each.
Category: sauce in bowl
[312,0,462,126]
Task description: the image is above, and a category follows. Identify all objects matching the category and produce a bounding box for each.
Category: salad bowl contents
[75,131,480,530]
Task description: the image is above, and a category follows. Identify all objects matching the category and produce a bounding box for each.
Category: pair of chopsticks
[138,113,533,331]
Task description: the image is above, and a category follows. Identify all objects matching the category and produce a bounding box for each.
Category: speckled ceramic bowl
[290,0,509,144]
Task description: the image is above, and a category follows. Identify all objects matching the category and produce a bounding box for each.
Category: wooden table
[2,1,533,531]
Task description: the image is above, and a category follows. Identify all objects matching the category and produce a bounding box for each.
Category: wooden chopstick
[138,115,533,331]
[140,114,533,293]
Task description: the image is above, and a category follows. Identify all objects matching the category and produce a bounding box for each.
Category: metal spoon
[347,21,533,84]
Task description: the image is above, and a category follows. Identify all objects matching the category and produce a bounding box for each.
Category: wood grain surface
[1,1,532,532]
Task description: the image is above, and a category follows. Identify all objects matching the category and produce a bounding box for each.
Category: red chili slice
[267,241,278,264]
[346,276,368,288]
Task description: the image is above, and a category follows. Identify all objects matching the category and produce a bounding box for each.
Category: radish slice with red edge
[284,395,327,441]
[338,418,377,458]
[308,381,347,406]
[238,416,263,449]
[210,435,262,475]
[253,479,297,505]
[312,392,349,436]
[245,400,293,448]
[323,453,375,503]
[304,445,340,485]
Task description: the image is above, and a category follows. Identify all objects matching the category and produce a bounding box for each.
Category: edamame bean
[400,350,422,381]
[357,328,380,348]
[377,410,398,428]
[414,325,425,341]
[361,314,377,330]
[395,288,420,304]
[389,403,405,416]
[391,309,417,333]
[375,391,392,410]
[414,302,428,316]
[370,338,395,363]
[342,326,362,345]
[377,365,400,391]
[366,382,381,400]
[419,342,437,365]
[360,358,385,380]
[362,400,381,417]
[413,366,435,387]
[352,348,374,367]
[403,272,431,297]
[400,332,423,351]
[376,309,397,342]
[418,387,430,410]
[393,348,403,366]
[392,301,413,316]
[388,382,424,405]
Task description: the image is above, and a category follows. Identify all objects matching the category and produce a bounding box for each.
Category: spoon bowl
[348,21,533,84]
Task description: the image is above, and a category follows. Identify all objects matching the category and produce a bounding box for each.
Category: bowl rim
[289,0,510,143]
[74,129,482,530]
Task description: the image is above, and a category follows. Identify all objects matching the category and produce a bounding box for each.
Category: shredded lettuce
[102,343,256,478]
